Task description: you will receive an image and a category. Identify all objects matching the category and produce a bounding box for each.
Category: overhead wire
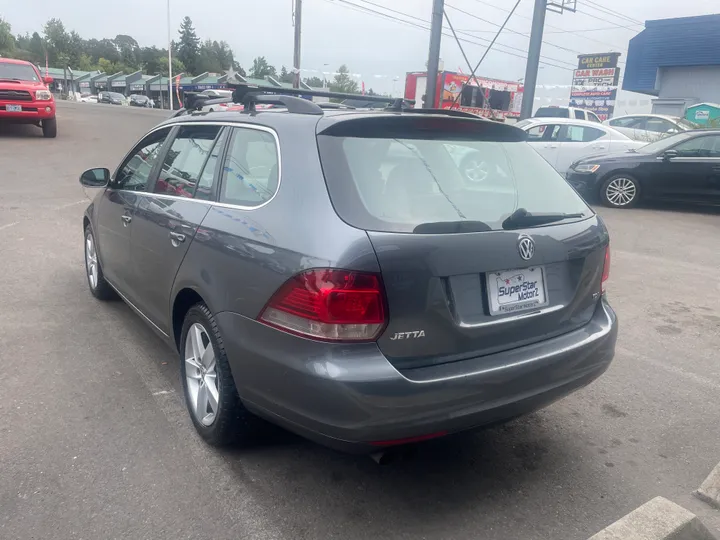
[319,0,576,70]
[580,0,644,25]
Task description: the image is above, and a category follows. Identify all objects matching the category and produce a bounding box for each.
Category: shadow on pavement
[0,123,43,138]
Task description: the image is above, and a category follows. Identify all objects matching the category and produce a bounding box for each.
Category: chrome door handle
[121,215,132,225]
[169,231,186,246]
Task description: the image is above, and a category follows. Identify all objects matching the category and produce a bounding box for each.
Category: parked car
[78,97,617,452]
[99,91,127,105]
[567,129,720,208]
[80,94,98,103]
[534,106,601,123]
[514,117,646,174]
[603,114,697,142]
[0,57,57,137]
[129,94,152,108]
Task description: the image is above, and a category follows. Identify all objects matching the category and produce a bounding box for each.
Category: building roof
[686,102,720,110]
[623,14,720,95]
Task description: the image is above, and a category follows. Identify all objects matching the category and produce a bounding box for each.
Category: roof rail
[229,82,415,107]
[316,102,356,110]
[243,92,323,115]
[407,108,491,120]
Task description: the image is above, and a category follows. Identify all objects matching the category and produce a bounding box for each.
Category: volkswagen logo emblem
[518,235,535,261]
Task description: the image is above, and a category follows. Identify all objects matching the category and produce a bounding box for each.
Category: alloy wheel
[85,233,98,289]
[605,177,637,206]
[184,323,219,426]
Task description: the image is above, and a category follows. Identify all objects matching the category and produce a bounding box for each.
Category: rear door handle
[169,231,186,246]
[121,214,132,225]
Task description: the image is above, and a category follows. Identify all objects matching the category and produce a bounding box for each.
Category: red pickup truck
[0,58,57,138]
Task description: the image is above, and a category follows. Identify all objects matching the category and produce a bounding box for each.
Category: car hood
[0,79,47,92]
[575,149,651,164]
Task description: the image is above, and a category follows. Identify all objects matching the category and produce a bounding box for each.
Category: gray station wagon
[80,92,618,453]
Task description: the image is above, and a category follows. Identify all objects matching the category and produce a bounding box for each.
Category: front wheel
[600,174,640,208]
[84,227,116,300]
[180,303,258,446]
[42,118,57,138]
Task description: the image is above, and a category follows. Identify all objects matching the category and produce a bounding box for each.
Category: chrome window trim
[110,121,282,212]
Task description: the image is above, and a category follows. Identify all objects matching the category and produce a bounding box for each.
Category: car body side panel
[170,116,381,324]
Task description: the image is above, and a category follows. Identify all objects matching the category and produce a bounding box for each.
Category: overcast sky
[3,0,718,95]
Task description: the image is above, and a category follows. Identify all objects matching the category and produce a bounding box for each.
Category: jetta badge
[518,235,535,261]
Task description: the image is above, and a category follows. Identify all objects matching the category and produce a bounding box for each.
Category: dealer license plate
[6,104,22,112]
[487,267,547,316]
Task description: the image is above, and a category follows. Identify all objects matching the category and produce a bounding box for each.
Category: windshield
[675,117,699,130]
[534,107,569,118]
[635,131,696,153]
[109,92,125,99]
[0,62,40,82]
[318,131,589,233]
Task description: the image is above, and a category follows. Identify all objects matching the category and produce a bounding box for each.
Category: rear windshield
[317,119,590,233]
[535,107,569,118]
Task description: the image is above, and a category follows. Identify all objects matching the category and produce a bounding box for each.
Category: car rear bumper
[0,102,55,121]
[218,297,617,453]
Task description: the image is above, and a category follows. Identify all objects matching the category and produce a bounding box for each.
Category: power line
[354,0,576,67]
[445,3,585,56]
[319,0,576,70]
[581,0,644,25]
[469,0,630,51]
[573,5,644,31]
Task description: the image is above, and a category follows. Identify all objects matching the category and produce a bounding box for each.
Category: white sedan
[515,117,647,174]
[603,114,697,142]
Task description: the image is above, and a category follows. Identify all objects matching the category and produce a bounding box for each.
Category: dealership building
[623,14,720,116]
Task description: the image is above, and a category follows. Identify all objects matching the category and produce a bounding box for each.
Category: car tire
[84,226,116,300]
[600,173,640,208]
[42,118,57,138]
[180,303,257,446]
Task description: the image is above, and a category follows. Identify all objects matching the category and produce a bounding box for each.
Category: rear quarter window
[317,117,589,233]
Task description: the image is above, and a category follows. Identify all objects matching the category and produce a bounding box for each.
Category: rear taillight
[259,269,387,342]
[601,245,610,293]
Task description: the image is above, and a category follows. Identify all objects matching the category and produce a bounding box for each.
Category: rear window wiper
[413,220,491,234]
[502,208,586,230]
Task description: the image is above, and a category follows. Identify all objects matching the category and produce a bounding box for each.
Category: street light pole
[167,0,174,110]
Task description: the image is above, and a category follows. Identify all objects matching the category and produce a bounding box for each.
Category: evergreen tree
[176,16,200,75]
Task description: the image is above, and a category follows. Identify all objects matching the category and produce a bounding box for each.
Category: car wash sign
[569,53,622,121]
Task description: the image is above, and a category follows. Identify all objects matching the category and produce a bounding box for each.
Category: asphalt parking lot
[1,101,719,540]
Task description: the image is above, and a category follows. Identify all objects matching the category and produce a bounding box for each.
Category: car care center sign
[569,53,621,121]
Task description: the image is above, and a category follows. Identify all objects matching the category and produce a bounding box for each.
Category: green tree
[77,53,94,71]
[43,18,69,63]
[177,16,200,75]
[303,76,324,88]
[248,56,276,79]
[330,64,358,94]
[158,56,185,77]
[279,65,294,84]
[113,34,140,69]
[0,17,16,54]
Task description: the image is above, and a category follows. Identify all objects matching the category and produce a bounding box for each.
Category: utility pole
[167,0,174,110]
[425,0,444,108]
[293,0,303,89]
[520,0,547,119]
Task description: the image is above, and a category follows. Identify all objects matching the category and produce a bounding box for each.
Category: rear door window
[317,118,589,233]
[573,109,586,120]
[153,125,222,198]
[219,127,279,207]
[560,125,604,143]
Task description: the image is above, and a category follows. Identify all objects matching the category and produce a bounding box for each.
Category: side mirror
[662,149,679,161]
[80,168,110,188]
[43,76,53,84]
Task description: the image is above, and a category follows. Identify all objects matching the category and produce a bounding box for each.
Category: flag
[362,81,366,95]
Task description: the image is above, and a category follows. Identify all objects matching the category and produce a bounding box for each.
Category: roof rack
[243,92,323,115]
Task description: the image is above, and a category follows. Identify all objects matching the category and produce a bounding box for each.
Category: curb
[695,462,720,510]
[588,496,717,540]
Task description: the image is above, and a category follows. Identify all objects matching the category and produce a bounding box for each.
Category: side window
[609,117,636,127]
[645,118,676,134]
[674,136,720,158]
[220,127,279,207]
[574,109,585,120]
[526,124,560,141]
[560,125,604,143]
[588,112,601,123]
[154,125,222,199]
[114,128,170,191]
[195,128,228,201]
